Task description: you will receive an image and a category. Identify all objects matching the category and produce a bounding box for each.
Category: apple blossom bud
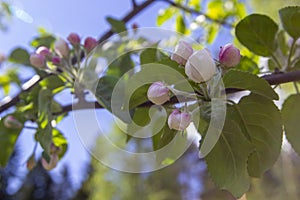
[41,154,59,171]
[67,33,81,46]
[3,116,22,129]
[219,43,241,67]
[30,54,46,68]
[26,155,36,170]
[0,52,6,63]
[54,38,70,58]
[168,109,191,131]
[147,81,170,105]
[171,41,193,65]
[52,56,61,65]
[36,46,51,57]
[84,37,98,53]
[185,49,216,83]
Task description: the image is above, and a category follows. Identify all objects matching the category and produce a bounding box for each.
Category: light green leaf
[156,7,176,26]
[234,94,282,177]
[176,15,186,34]
[106,54,134,77]
[236,14,278,56]
[31,35,56,48]
[205,111,252,198]
[52,128,68,159]
[235,56,260,74]
[106,17,127,33]
[206,24,219,44]
[282,94,300,156]
[0,118,23,167]
[8,47,30,65]
[223,70,279,100]
[279,6,300,39]
[39,75,65,91]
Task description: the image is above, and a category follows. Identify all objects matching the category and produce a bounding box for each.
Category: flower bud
[171,41,193,65]
[219,43,241,67]
[3,116,23,129]
[26,154,36,170]
[168,109,191,131]
[67,33,81,46]
[52,56,61,65]
[54,38,70,58]
[36,46,51,57]
[30,54,46,68]
[0,52,6,63]
[185,49,216,83]
[84,37,98,53]
[41,154,59,171]
[147,82,170,105]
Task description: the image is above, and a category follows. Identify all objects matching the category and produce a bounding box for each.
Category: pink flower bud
[26,155,36,170]
[36,46,51,57]
[185,49,216,83]
[52,56,61,65]
[84,37,98,53]
[67,32,81,46]
[168,109,191,131]
[54,38,70,58]
[3,116,22,129]
[147,82,170,105]
[30,54,46,68]
[0,52,6,63]
[171,41,193,65]
[41,154,59,171]
[219,43,241,67]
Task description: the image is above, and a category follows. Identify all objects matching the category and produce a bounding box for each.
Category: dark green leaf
[140,48,157,65]
[106,17,127,33]
[8,48,30,65]
[129,84,150,109]
[234,94,282,177]
[236,14,278,56]
[152,124,177,151]
[106,54,134,77]
[39,75,65,91]
[36,124,52,156]
[205,112,252,198]
[95,76,119,110]
[282,94,300,156]
[223,70,279,100]
[279,6,300,39]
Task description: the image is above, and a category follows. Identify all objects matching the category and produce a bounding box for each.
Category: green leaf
[39,75,65,91]
[156,7,176,26]
[95,76,119,110]
[52,129,68,159]
[235,56,260,74]
[277,30,289,56]
[236,14,278,56]
[140,48,157,65]
[0,118,22,167]
[279,6,300,39]
[8,47,30,65]
[152,124,177,151]
[205,112,252,198]
[206,23,219,44]
[36,124,52,156]
[129,84,150,109]
[106,54,134,77]
[175,15,186,34]
[106,17,127,33]
[30,35,56,48]
[234,94,282,177]
[223,70,279,100]
[282,94,300,156]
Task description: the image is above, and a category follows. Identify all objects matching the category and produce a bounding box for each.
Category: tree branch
[0,0,156,114]
[57,70,300,115]
[157,0,234,28]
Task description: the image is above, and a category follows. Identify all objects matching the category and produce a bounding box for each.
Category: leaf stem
[287,39,297,71]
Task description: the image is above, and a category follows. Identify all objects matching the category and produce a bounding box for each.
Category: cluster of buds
[41,143,61,171]
[147,82,192,131]
[29,33,98,71]
[146,41,240,132]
